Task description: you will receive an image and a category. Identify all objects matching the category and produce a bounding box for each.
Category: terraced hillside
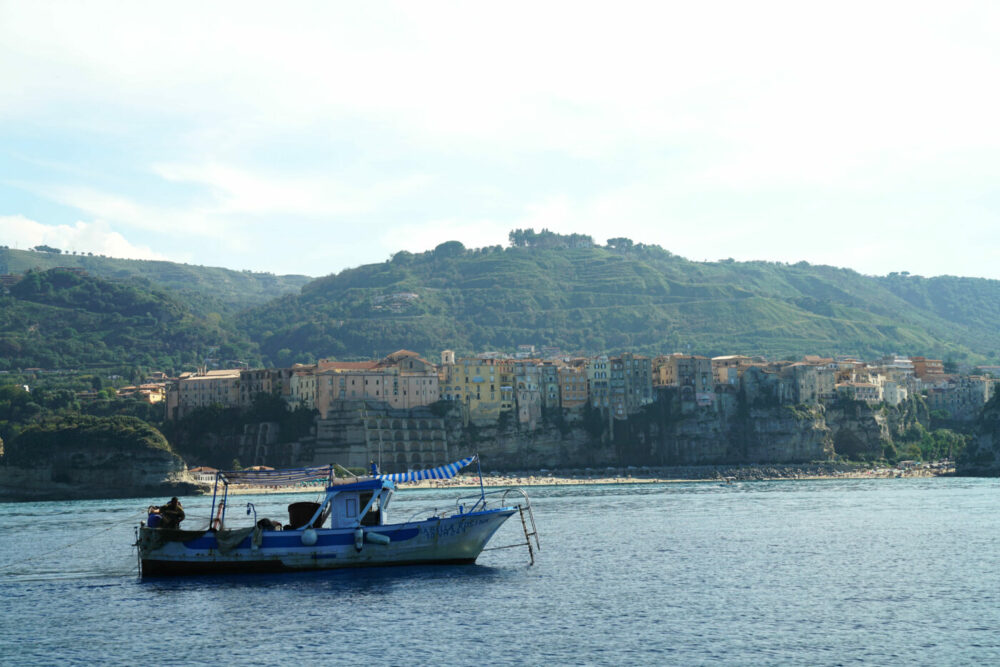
[237,239,1000,364]
[0,269,258,370]
[0,247,310,317]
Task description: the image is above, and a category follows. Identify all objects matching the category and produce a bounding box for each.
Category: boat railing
[453,487,523,513]
[472,487,541,565]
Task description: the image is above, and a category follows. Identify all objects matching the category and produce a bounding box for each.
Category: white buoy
[354,528,364,551]
[301,528,318,546]
[365,531,390,546]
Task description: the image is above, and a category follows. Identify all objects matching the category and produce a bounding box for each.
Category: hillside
[0,246,311,317]
[4,235,1000,371]
[0,269,258,370]
[238,238,1000,364]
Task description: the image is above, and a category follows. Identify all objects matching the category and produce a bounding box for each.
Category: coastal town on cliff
[3,346,995,503]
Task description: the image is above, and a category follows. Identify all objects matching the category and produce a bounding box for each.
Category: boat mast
[476,453,486,507]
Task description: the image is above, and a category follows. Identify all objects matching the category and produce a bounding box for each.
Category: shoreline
[0,462,959,501]
[222,462,955,495]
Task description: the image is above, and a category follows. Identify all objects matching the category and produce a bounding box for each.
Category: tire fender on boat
[301,528,318,546]
[354,528,364,551]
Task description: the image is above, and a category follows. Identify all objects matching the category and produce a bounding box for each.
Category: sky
[2,2,999,279]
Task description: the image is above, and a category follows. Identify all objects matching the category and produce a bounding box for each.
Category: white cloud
[2,2,999,279]
[5,1,993,158]
[152,162,432,218]
[0,216,170,260]
[9,183,230,239]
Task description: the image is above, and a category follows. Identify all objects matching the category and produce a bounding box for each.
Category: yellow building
[558,362,589,409]
[439,357,510,423]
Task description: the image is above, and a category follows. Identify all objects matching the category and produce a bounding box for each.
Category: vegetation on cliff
[3,414,177,467]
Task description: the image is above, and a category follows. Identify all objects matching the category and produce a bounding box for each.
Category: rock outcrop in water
[0,415,204,501]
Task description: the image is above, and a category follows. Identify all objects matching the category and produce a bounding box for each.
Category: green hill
[0,269,258,371]
[0,246,310,317]
[4,233,1000,371]
[238,237,1000,364]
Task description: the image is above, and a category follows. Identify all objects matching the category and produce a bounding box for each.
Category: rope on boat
[0,510,148,574]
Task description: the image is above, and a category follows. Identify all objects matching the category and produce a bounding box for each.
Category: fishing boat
[135,456,538,576]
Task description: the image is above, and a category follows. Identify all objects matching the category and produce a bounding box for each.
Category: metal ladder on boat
[478,488,541,565]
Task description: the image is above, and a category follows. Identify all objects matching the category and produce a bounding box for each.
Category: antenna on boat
[209,471,221,530]
[476,453,486,507]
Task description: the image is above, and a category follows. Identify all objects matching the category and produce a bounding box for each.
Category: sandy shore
[221,462,954,495]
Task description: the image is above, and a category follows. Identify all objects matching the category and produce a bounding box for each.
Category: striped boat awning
[218,465,332,486]
[377,455,478,484]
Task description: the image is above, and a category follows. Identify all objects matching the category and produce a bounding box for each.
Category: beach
[222,461,953,495]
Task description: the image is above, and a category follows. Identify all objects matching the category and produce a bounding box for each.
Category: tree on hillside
[433,241,466,257]
[508,228,594,248]
[508,229,529,247]
[32,245,62,254]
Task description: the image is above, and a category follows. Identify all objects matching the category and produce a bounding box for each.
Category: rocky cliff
[460,416,617,470]
[464,392,922,470]
[0,416,205,501]
[957,393,1000,476]
[213,393,939,474]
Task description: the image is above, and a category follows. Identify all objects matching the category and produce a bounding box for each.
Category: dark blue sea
[2,477,1000,665]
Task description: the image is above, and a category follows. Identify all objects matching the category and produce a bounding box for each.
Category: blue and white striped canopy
[377,455,478,483]
[218,465,332,486]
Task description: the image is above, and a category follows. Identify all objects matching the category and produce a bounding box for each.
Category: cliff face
[0,447,203,501]
[957,394,1000,476]
[736,406,833,463]
[460,417,617,470]
[466,395,922,470]
[825,404,890,460]
[248,394,932,473]
[0,416,205,501]
[465,398,835,470]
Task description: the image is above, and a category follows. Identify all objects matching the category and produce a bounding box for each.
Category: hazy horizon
[3,2,999,279]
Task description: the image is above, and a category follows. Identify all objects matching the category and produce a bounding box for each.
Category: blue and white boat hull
[139,508,516,576]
